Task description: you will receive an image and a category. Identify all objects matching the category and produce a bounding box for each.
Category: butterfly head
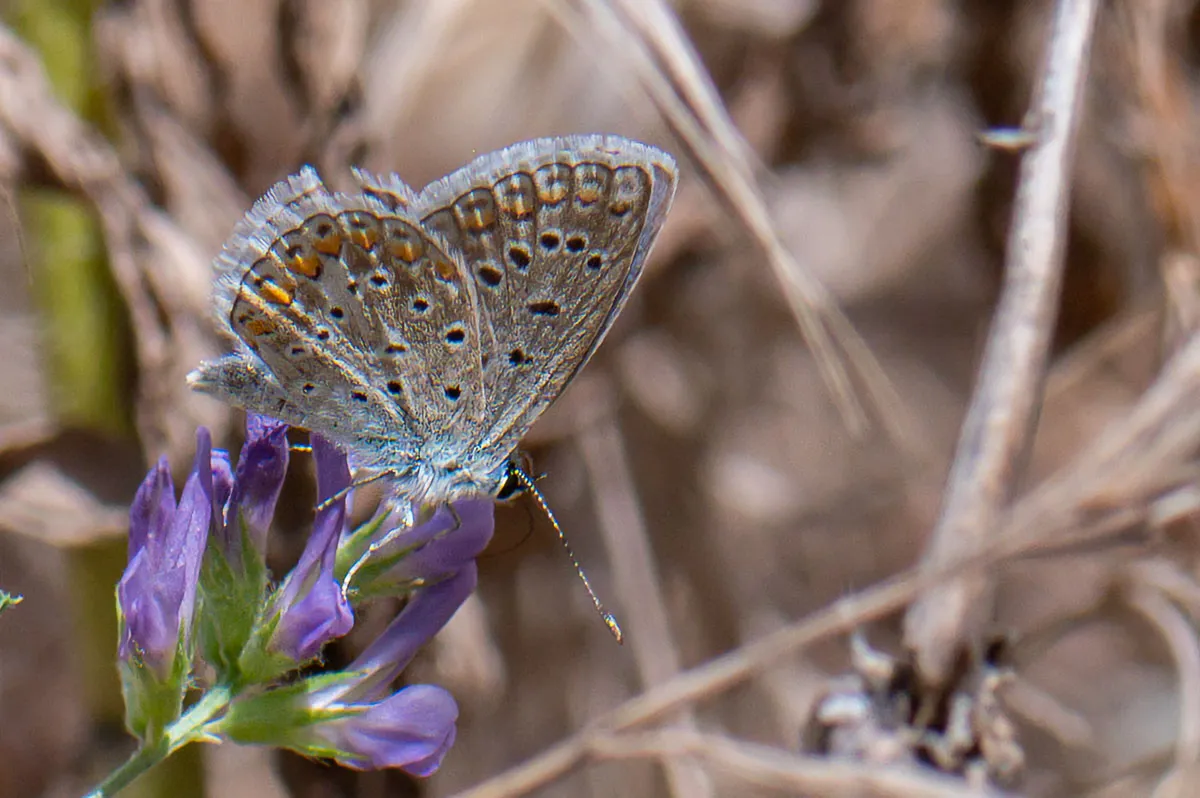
[494,452,536,501]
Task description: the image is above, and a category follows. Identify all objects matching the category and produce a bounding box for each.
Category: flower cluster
[114,415,493,778]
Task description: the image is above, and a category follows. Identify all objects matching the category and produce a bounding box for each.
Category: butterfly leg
[339,494,417,596]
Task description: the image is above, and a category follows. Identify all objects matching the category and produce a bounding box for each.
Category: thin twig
[589,730,1014,798]
[455,323,1200,798]
[903,0,1101,686]
[577,403,713,798]
[563,0,920,444]
[1125,565,1200,797]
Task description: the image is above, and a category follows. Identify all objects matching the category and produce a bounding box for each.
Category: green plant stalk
[85,686,232,798]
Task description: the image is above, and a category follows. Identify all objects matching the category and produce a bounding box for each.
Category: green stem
[83,686,233,798]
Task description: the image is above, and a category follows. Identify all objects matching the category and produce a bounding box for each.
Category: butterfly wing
[413,135,677,469]
[190,166,486,476]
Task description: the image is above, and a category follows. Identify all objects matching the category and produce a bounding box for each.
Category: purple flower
[303,566,476,774]
[117,428,213,679]
[363,499,494,592]
[316,685,458,775]
[265,433,354,663]
[211,414,289,569]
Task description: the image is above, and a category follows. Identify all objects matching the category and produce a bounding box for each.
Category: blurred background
[1,0,1197,796]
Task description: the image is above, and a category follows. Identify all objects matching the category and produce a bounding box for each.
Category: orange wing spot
[577,183,603,204]
[495,175,535,218]
[535,164,571,204]
[498,192,531,217]
[259,280,293,305]
[339,211,381,251]
[312,229,343,256]
[456,190,497,231]
[305,214,342,255]
[434,259,458,281]
[537,181,567,204]
[244,317,274,336]
[350,226,379,250]
[286,249,322,279]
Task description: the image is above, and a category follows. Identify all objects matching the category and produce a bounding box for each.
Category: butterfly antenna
[509,466,623,644]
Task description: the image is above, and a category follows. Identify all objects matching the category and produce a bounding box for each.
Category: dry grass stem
[904,0,1102,686]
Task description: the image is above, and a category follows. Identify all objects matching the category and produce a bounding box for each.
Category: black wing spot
[528,300,560,316]
[586,253,603,270]
[412,297,430,313]
[566,235,587,253]
[539,231,561,250]
[609,202,631,217]
[302,383,315,394]
[478,264,503,287]
[290,346,305,356]
[444,385,461,401]
[347,280,359,295]
[387,380,402,394]
[445,326,466,344]
[351,391,368,403]
[316,329,331,341]
[385,342,408,354]
[370,274,388,287]
[331,307,345,320]
[509,348,528,365]
[508,245,532,269]
[316,221,334,237]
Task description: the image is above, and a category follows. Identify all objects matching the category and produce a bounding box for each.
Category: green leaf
[0,590,22,616]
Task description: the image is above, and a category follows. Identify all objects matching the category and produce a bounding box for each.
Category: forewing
[414,135,677,461]
[200,167,484,463]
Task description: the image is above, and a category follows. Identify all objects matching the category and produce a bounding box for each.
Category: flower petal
[333,565,476,703]
[118,428,213,677]
[378,500,494,585]
[127,456,174,559]
[326,685,458,776]
[230,415,290,552]
[266,434,353,663]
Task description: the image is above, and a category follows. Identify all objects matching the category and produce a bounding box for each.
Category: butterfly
[188,135,677,525]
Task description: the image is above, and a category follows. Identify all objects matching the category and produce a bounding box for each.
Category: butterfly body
[189,135,677,514]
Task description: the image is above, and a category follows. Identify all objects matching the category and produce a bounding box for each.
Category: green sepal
[232,598,297,685]
[117,620,191,742]
[333,511,391,585]
[214,671,363,754]
[335,513,431,601]
[197,516,270,684]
